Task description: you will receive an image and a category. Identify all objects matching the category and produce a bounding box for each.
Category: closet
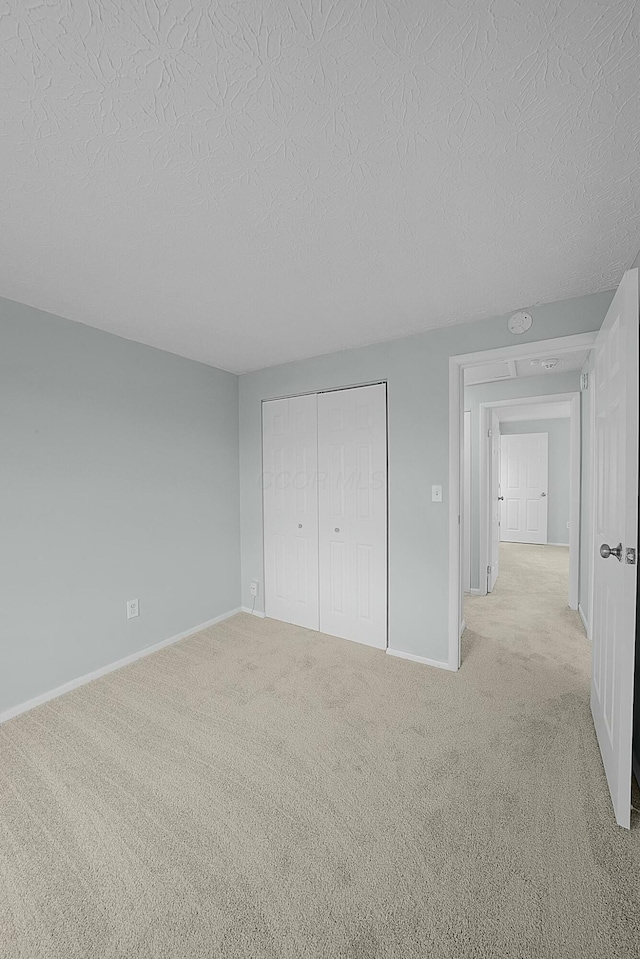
[262,383,387,648]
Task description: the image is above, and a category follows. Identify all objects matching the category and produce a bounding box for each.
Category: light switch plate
[432,485,443,503]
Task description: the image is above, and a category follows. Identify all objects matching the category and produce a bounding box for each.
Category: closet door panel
[318,385,387,648]
[263,394,319,629]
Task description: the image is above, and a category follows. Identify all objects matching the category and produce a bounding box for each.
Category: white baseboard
[386,648,454,671]
[469,588,482,595]
[241,606,266,618]
[0,607,242,726]
[547,542,570,548]
[578,604,589,636]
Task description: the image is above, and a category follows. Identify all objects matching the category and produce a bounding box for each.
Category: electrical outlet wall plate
[126,598,139,620]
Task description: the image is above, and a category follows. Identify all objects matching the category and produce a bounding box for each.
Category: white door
[591,267,639,830]
[463,411,471,594]
[500,432,548,545]
[488,413,501,591]
[317,384,387,648]
[262,393,319,630]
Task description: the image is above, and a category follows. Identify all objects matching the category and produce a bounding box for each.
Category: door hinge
[487,565,491,575]
[458,515,460,525]
[626,547,637,565]
[487,429,492,437]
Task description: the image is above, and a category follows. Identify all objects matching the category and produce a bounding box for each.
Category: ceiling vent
[540,358,559,371]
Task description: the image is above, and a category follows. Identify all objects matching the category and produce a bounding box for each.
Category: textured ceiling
[1,1,638,373]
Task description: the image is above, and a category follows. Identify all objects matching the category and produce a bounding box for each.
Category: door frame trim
[448,332,597,671]
[261,380,387,402]
[462,410,472,595]
[478,392,580,605]
[483,408,502,591]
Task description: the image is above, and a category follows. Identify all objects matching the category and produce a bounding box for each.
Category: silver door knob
[600,543,623,561]
[540,492,546,497]
[298,524,302,528]
[335,528,340,533]
[498,496,504,501]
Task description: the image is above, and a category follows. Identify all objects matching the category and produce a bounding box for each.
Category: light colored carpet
[1,544,639,958]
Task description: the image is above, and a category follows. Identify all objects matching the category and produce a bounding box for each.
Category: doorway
[448,331,598,670]
[450,268,639,830]
[476,392,581,608]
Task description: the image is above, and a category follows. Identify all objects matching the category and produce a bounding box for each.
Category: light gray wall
[1,297,240,713]
[239,291,611,664]
[464,372,580,590]
[499,419,571,546]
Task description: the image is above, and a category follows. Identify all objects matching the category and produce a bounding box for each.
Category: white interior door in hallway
[262,393,319,630]
[317,384,388,649]
[262,384,388,648]
[500,432,548,545]
[590,267,638,830]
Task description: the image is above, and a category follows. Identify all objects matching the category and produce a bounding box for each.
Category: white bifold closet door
[317,384,387,649]
[262,393,319,630]
[262,384,387,648]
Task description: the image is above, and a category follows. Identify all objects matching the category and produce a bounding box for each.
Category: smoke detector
[507,311,532,334]
[540,358,559,371]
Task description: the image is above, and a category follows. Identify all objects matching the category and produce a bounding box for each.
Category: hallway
[464,543,584,671]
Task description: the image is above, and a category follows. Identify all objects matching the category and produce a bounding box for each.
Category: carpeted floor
[1,543,639,958]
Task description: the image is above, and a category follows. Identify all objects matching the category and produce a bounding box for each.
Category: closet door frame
[261,380,389,647]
